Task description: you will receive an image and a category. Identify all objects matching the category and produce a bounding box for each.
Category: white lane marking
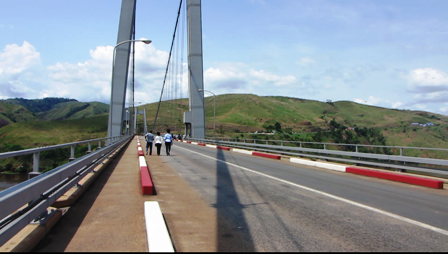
[176,145,448,236]
[144,201,175,252]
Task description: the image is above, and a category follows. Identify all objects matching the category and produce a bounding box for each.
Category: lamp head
[142,40,152,44]
[198,89,203,92]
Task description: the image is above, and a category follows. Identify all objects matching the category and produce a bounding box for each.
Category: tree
[5,163,13,172]
[262,124,275,133]
[274,122,282,133]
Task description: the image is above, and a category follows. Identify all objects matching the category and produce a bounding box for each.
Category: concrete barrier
[52,145,124,208]
[138,147,144,156]
[0,207,65,252]
[290,158,316,167]
[314,162,346,172]
[206,144,217,148]
[217,146,231,151]
[186,141,191,144]
[252,152,281,160]
[346,167,444,189]
[233,148,253,155]
[191,142,198,145]
[198,143,206,146]
[144,201,175,252]
[139,153,155,195]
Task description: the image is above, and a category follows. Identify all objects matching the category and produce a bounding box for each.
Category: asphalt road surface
[162,141,448,252]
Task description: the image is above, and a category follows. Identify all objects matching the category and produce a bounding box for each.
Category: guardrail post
[400,148,403,156]
[266,140,268,145]
[356,145,358,153]
[98,140,102,149]
[68,145,75,162]
[281,141,283,146]
[29,152,41,179]
[87,142,92,154]
[300,142,302,148]
[324,144,326,150]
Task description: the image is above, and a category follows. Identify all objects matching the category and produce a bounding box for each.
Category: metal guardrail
[0,135,127,173]
[0,135,133,247]
[187,138,448,176]
[212,137,448,156]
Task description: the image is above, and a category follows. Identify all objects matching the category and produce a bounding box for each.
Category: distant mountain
[4,97,77,113]
[36,101,109,121]
[0,102,38,128]
[0,97,109,127]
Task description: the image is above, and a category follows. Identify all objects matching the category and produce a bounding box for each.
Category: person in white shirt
[164,128,173,156]
[154,132,163,156]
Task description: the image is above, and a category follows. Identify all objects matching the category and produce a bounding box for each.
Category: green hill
[0,115,108,148]
[141,94,448,150]
[3,97,77,113]
[36,101,109,121]
[0,98,109,126]
[0,102,38,128]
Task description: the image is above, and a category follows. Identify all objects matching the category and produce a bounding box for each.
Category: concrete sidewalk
[32,137,218,252]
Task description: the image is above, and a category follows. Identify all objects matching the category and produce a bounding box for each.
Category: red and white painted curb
[137,136,155,195]
[178,139,444,189]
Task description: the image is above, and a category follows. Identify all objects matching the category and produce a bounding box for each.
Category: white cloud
[392,101,403,108]
[354,96,381,106]
[0,39,170,103]
[297,57,317,67]
[408,68,448,87]
[0,41,40,75]
[249,69,296,86]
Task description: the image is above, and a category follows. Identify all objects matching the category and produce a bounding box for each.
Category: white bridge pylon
[107,0,205,140]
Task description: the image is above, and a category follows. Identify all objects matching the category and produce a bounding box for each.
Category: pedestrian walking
[154,132,163,156]
[145,130,154,155]
[164,128,173,155]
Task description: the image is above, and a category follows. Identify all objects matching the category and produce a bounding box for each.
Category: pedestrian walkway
[32,137,218,252]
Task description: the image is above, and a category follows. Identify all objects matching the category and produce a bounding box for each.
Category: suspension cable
[153,0,184,131]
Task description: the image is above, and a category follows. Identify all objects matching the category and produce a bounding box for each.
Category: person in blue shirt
[164,128,173,156]
[145,130,154,155]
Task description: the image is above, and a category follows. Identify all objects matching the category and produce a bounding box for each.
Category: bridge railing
[0,134,133,247]
[0,135,126,174]
[187,138,448,177]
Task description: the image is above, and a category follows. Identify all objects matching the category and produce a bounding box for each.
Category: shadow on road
[214,148,256,252]
[31,142,130,252]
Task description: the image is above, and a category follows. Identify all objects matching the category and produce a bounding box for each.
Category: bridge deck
[32,137,218,252]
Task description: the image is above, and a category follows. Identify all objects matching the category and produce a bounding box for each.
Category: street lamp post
[108,39,151,141]
[198,89,216,140]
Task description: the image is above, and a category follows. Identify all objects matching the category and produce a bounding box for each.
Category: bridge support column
[107,0,136,144]
[183,0,205,139]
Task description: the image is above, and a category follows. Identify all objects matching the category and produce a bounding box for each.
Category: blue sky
[1,0,448,115]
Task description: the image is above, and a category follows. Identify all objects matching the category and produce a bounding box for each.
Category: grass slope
[140,94,448,149]
[36,101,109,121]
[0,102,38,127]
[0,115,108,147]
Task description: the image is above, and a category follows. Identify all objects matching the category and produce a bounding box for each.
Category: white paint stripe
[232,148,253,155]
[314,162,346,172]
[206,144,217,148]
[290,158,316,167]
[144,201,175,252]
[138,147,142,151]
[139,156,147,168]
[191,142,198,145]
[176,146,448,236]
